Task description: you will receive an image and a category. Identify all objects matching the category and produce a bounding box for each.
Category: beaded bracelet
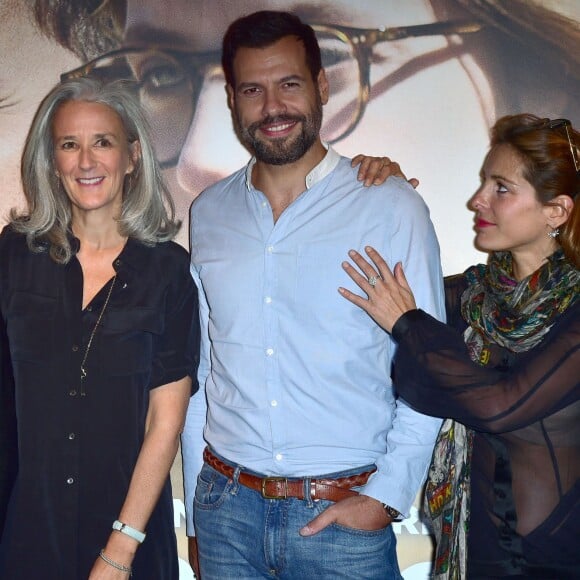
[99,549,133,576]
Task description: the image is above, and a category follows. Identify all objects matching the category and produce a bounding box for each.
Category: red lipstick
[475,218,494,228]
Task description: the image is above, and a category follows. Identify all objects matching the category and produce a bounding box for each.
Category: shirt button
[68,432,76,440]
[86,305,93,312]
[71,345,79,352]
[114,259,121,266]
[271,400,278,407]
[266,245,274,253]
[69,389,77,397]
[66,477,74,485]
[275,454,283,461]
[266,348,274,356]
[262,201,268,208]
[264,296,272,304]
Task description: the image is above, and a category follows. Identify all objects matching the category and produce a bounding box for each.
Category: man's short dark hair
[222,10,322,87]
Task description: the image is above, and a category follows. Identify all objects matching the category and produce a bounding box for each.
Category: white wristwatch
[112,520,146,543]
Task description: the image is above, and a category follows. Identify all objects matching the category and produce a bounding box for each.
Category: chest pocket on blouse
[6,291,57,362]
[99,306,163,376]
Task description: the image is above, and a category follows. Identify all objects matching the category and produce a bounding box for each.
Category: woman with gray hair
[0,77,199,579]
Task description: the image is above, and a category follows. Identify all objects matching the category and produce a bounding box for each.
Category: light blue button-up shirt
[183,147,444,534]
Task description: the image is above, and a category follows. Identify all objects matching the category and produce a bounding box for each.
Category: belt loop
[230,465,241,495]
[304,477,314,507]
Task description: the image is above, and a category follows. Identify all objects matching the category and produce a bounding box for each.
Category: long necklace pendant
[80,370,87,397]
[79,274,116,398]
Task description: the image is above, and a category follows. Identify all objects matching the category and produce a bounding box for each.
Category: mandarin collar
[245,142,340,191]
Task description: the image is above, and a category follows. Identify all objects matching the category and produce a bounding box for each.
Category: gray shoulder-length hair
[12,76,180,264]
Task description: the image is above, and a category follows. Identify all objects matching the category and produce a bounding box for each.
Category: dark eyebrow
[237,74,305,90]
[490,173,518,185]
[280,74,306,83]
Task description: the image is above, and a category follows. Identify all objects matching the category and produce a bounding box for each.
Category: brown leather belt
[203,448,375,502]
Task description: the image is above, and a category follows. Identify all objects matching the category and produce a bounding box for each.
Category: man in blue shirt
[183,11,445,579]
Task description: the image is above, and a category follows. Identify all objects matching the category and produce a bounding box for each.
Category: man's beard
[236,98,323,166]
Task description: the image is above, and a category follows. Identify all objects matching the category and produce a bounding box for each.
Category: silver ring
[368,275,380,287]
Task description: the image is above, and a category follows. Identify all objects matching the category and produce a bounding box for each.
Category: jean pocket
[312,499,390,535]
[194,463,234,510]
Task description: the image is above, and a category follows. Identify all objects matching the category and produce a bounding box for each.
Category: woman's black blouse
[393,274,579,579]
[0,226,200,580]
[0,308,16,538]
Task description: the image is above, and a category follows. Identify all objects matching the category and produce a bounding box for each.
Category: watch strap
[382,503,401,520]
[112,519,146,543]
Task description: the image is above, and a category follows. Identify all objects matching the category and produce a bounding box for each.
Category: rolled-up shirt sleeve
[149,253,200,392]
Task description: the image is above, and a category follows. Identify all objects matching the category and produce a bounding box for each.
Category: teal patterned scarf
[462,249,579,361]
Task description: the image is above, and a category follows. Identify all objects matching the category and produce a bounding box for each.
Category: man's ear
[226,84,235,111]
[317,69,329,106]
[546,194,574,229]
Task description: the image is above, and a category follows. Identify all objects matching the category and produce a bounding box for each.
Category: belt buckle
[261,477,288,499]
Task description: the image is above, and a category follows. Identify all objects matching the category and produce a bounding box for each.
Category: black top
[0,307,16,537]
[0,226,200,580]
[393,274,580,579]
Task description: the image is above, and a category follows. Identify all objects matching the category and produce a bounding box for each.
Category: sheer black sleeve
[392,296,580,433]
[441,273,469,332]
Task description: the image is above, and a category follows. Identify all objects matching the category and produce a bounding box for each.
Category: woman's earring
[548,227,560,239]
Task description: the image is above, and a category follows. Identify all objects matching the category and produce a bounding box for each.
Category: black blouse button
[114,259,121,267]
[72,345,79,352]
[69,389,77,397]
[66,477,74,485]
[68,432,76,440]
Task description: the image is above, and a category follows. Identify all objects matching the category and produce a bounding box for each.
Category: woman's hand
[338,246,417,333]
[351,155,419,188]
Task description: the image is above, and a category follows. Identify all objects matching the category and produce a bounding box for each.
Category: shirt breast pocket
[100,307,163,376]
[6,291,57,362]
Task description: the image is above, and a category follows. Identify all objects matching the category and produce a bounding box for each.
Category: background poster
[2,1,579,577]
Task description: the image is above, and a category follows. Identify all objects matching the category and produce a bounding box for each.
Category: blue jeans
[193,455,403,579]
